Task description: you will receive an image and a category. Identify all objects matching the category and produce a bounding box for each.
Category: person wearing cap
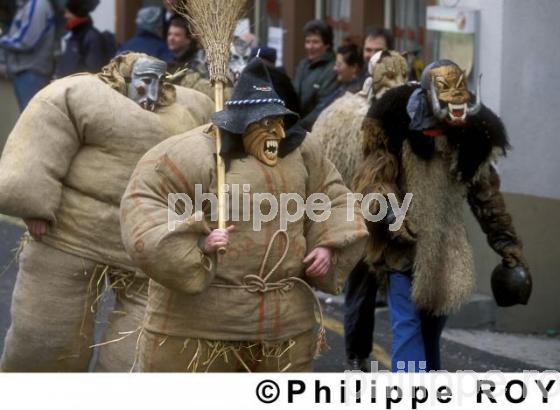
[119,58,368,372]
[0,0,56,110]
[56,0,108,78]
[0,53,214,371]
[118,6,173,63]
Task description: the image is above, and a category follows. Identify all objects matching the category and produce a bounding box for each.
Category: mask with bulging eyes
[242,116,285,166]
[428,64,481,125]
[127,57,167,112]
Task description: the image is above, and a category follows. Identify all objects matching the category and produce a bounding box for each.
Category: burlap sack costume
[120,126,368,372]
[0,53,214,371]
[169,67,233,102]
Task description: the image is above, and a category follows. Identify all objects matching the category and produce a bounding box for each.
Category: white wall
[499,0,560,199]
[442,0,505,118]
[438,0,560,199]
[91,0,116,33]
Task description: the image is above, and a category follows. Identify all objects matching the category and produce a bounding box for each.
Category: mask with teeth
[242,116,285,166]
[428,64,481,125]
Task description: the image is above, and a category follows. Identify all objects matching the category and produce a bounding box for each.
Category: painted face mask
[428,64,481,125]
[242,116,285,166]
[127,57,167,112]
[229,38,252,82]
[371,50,408,99]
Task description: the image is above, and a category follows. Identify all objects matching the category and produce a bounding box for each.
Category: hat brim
[212,103,299,135]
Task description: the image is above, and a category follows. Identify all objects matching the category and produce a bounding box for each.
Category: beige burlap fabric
[139,328,315,372]
[0,54,214,371]
[173,68,233,102]
[0,239,149,372]
[0,61,214,270]
[120,127,368,355]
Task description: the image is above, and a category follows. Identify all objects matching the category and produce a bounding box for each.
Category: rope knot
[242,274,268,293]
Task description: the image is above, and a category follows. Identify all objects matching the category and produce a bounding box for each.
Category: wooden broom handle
[214,81,227,255]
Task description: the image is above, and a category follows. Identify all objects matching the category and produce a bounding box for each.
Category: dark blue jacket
[118,30,173,62]
[56,19,106,78]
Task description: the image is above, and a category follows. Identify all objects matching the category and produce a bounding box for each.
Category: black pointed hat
[212,58,299,135]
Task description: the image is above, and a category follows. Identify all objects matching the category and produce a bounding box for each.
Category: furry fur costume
[353,83,526,315]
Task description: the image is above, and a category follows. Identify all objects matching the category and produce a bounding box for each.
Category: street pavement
[0,217,558,372]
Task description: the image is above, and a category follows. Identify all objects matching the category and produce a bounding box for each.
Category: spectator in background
[293,19,337,130]
[362,27,393,63]
[300,43,363,130]
[166,17,205,75]
[250,46,300,115]
[162,0,178,38]
[0,0,56,110]
[56,0,109,78]
[119,6,173,63]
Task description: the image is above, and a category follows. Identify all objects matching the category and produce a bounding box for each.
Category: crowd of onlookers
[0,0,407,129]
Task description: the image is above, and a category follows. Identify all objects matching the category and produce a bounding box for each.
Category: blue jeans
[12,70,50,111]
[387,272,447,372]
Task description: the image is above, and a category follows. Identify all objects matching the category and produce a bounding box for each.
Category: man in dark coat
[293,20,337,130]
[56,0,109,78]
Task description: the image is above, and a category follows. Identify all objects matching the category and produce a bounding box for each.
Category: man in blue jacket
[118,6,173,63]
[0,0,56,110]
[56,0,111,78]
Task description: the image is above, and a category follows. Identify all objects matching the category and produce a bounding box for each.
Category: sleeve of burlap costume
[351,118,416,265]
[467,164,527,269]
[0,88,81,221]
[120,134,216,294]
[299,135,368,294]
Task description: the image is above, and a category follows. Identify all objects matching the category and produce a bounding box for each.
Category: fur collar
[365,83,510,182]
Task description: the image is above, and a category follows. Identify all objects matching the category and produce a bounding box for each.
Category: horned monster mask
[423,61,481,125]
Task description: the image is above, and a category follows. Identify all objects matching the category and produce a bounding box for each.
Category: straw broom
[173,0,247,254]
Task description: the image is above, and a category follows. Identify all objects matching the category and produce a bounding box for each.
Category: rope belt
[210,229,327,358]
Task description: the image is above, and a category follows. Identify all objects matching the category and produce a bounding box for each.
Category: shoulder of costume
[141,124,215,167]
[364,82,421,152]
[173,84,212,103]
[29,74,118,110]
[461,103,510,154]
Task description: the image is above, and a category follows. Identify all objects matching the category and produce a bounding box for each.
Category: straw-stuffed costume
[0,53,214,371]
[352,59,531,371]
[120,58,368,372]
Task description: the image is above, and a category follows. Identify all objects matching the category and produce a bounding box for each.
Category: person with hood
[119,58,368,372]
[293,19,337,131]
[56,0,110,78]
[0,0,56,110]
[119,6,173,63]
[0,53,214,371]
